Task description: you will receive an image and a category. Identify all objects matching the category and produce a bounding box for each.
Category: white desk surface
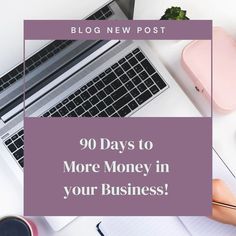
[0,0,236,235]
[135,0,236,177]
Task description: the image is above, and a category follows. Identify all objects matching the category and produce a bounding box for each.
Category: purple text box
[24,117,211,216]
[24,20,212,40]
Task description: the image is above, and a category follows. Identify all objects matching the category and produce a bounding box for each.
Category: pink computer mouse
[182,27,236,113]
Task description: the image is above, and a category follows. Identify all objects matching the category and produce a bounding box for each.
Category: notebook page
[100,217,190,236]
[180,150,236,236]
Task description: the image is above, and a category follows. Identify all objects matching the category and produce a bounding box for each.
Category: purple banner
[24,117,211,216]
[24,20,212,40]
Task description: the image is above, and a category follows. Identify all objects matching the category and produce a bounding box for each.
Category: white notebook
[99,150,236,236]
[179,150,236,236]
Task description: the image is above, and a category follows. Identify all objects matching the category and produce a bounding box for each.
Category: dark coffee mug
[0,216,38,236]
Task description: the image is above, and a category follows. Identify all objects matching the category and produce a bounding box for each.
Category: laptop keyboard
[4,47,168,168]
[87,6,113,20]
[4,129,24,167]
[0,40,74,93]
[0,6,113,94]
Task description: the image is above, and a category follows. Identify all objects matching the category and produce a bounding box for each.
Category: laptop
[0,0,200,231]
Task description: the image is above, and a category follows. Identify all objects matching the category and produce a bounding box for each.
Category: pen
[212,201,236,210]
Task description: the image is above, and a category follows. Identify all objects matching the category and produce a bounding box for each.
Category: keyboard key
[118,58,125,64]
[100,15,106,20]
[102,72,116,85]
[9,78,16,84]
[128,101,138,110]
[105,68,112,74]
[95,81,105,90]
[132,76,141,85]
[82,101,92,110]
[59,107,69,116]
[56,103,63,109]
[137,83,147,92]
[2,74,10,83]
[15,138,23,148]
[141,59,156,75]
[127,69,136,78]
[5,139,12,145]
[51,112,61,117]
[18,130,24,136]
[99,73,105,79]
[94,10,103,19]
[62,98,69,105]
[68,94,75,100]
[111,79,122,89]
[13,148,24,160]
[118,105,131,116]
[12,134,18,141]
[75,106,85,115]
[88,86,98,94]
[128,57,138,66]
[136,90,152,105]
[111,63,119,69]
[19,158,24,168]
[97,91,106,100]
[9,70,18,78]
[8,143,16,152]
[89,95,99,105]
[75,89,82,96]
[81,85,87,91]
[3,83,10,89]
[67,111,77,117]
[105,11,112,18]
[152,73,167,89]
[87,81,93,87]
[101,6,110,14]
[43,112,50,117]
[97,101,106,110]
[66,101,76,111]
[73,96,83,106]
[106,106,115,116]
[133,48,140,54]
[130,88,140,97]
[134,64,143,73]
[49,107,56,113]
[136,52,145,61]
[104,85,114,94]
[113,94,132,110]
[121,62,131,71]
[35,61,41,67]
[111,86,127,100]
[125,81,135,90]
[104,96,113,106]
[81,91,90,100]
[114,67,124,76]
[82,112,91,117]
[98,111,108,117]
[150,85,160,94]
[111,112,120,117]
[145,78,154,87]
[89,107,99,116]
[87,15,96,20]
[15,74,22,80]
[125,53,132,59]
[139,71,148,80]
[120,74,129,83]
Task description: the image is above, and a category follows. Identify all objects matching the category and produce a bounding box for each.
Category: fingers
[211,179,236,226]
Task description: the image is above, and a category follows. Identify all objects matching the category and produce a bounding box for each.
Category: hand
[212,179,236,226]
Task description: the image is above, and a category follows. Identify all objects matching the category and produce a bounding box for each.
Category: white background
[0,0,236,235]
